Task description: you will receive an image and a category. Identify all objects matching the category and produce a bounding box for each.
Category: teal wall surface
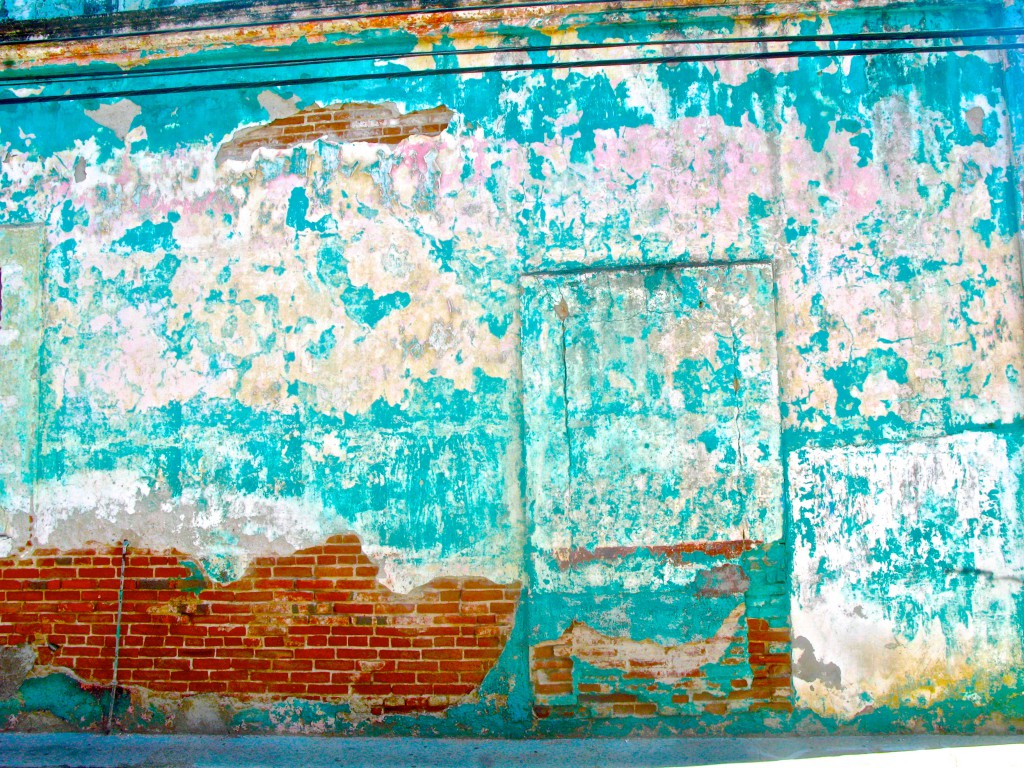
[0,0,1023,736]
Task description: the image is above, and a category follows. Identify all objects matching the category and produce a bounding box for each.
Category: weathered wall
[0,0,1022,736]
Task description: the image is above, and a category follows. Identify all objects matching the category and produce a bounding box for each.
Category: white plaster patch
[257,90,301,120]
[34,469,152,544]
[546,604,743,681]
[790,432,1024,720]
[622,67,672,127]
[362,541,521,595]
[84,99,141,141]
[30,468,521,593]
[531,552,704,595]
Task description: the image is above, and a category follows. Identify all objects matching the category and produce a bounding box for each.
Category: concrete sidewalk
[0,734,1023,768]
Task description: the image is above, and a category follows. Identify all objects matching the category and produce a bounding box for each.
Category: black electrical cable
[2,25,1021,86]
[0,38,1019,107]
[0,0,762,46]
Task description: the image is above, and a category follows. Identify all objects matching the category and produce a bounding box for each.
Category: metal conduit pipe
[104,540,129,736]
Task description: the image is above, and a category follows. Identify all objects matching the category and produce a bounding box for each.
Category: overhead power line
[1,25,1021,87]
[0,37,1020,107]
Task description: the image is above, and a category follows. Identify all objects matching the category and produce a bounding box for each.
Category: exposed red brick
[529,560,793,721]
[0,534,519,712]
[216,102,454,164]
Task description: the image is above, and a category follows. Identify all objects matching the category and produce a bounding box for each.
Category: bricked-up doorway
[521,262,791,719]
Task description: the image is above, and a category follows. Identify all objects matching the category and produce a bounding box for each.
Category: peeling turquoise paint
[0,0,1022,738]
[0,674,129,727]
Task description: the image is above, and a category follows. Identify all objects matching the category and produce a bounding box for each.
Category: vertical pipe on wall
[105,539,129,734]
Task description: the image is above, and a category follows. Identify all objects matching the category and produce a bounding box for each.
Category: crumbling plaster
[0,0,1022,736]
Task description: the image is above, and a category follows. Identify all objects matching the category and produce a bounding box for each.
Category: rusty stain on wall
[0,0,835,71]
[553,541,760,569]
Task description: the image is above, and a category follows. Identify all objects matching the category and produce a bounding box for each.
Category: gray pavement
[0,733,1022,768]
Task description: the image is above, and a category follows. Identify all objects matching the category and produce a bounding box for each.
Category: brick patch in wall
[530,542,793,721]
[216,102,454,163]
[0,534,519,714]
